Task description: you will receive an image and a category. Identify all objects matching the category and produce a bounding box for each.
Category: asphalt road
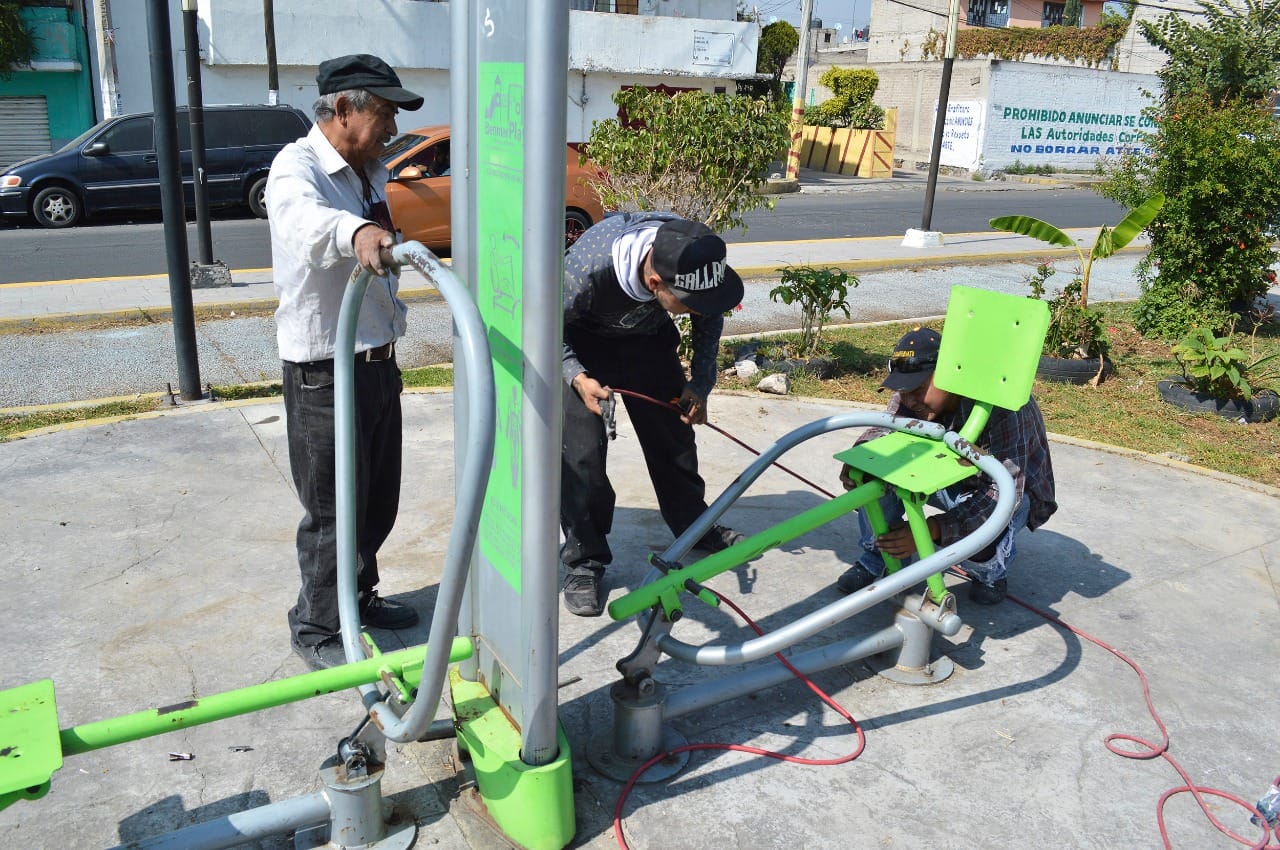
[0,185,1125,284]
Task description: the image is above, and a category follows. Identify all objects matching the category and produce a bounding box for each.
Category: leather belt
[360,341,395,362]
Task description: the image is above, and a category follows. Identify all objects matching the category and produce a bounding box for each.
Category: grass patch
[722,304,1280,488]
[1,366,456,442]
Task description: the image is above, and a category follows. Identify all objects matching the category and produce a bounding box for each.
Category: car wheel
[32,185,82,228]
[248,175,269,219]
[565,209,592,249]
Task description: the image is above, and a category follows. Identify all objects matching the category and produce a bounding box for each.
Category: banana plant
[990,193,1165,308]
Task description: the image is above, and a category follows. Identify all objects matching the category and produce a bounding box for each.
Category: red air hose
[601,386,1279,849]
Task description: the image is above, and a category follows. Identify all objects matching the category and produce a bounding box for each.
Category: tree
[1100,0,1280,337]
[738,20,798,105]
[1062,0,1083,27]
[0,1,35,80]
[1139,0,1280,105]
[583,87,790,233]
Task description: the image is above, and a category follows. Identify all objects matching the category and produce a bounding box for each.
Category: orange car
[381,125,606,250]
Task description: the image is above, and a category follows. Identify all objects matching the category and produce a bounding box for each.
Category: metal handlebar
[334,241,495,743]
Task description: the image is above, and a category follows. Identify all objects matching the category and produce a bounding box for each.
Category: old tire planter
[1157,379,1279,424]
[1036,355,1112,385]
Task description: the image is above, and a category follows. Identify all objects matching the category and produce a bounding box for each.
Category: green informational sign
[476,62,526,592]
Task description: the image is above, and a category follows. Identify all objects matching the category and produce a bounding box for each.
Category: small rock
[757,373,790,395]
[735,360,760,380]
[1160,452,1191,463]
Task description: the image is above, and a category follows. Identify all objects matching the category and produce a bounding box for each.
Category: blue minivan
[0,104,310,228]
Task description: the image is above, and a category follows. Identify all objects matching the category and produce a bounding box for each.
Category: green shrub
[768,265,859,357]
[0,2,35,79]
[921,22,1126,67]
[1171,327,1280,400]
[805,68,885,130]
[584,88,790,233]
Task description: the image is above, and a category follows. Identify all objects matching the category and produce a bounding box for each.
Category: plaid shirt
[858,393,1057,546]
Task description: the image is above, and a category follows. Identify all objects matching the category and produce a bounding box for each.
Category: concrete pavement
[2,170,1279,848]
[3,391,1278,849]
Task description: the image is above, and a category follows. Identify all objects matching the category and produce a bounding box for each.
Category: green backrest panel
[0,679,62,796]
[934,285,1049,411]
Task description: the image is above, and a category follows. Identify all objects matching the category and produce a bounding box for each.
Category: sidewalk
[0,227,1142,327]
[3,391,1277,849]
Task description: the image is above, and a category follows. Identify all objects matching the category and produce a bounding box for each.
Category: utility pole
[784,0,815,181]
[263,0,279,105]
[904,0,960,247]
[182,0,231,286]
[145,0,204,402]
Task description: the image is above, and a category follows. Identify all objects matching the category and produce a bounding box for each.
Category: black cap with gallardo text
[650,218,745,316]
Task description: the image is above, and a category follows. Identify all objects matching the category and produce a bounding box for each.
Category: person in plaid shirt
[835,327,1057,605]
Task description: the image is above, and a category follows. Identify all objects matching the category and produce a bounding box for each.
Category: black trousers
[560,322,708,571]
[282,356,402,646]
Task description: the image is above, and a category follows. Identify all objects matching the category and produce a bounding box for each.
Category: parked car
[0,104,310,228]
[382,125,606,250]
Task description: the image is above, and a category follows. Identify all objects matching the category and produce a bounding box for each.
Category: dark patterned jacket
[562,212,724,398]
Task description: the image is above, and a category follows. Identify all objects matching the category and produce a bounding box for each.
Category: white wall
[89,1,755,142]
[981,62,1157,168]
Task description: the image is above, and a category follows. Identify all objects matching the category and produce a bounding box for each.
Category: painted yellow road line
[0,268,273,289]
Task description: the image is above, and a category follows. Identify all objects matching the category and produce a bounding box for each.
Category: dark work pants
[282,356,402,647]
[560,323,708,571]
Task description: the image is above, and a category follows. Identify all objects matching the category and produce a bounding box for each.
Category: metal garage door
[0,97,52,171]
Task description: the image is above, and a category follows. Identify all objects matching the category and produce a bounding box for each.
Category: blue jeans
[856,488,1031,585]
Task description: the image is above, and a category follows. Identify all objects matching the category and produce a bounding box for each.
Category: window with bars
[967,0,1009,27]
[1042,2,1065,26]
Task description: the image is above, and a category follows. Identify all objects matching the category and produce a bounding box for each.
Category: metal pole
[263,0,278,105]
[145,0,202,401]
[920,0,960,232]
[181,0,213,265]
[784,0,815,180]
[521,0,568,768]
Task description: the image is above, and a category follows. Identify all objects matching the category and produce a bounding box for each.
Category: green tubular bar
[450,669,575,850]
[58,637,473,757]
[608,481,886,621]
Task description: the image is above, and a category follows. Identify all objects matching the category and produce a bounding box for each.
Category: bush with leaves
[1171,327,1280,401]
[1101,95,1280,339]
[583,88,790,234]
[736,20,798,106]
[768,265,858,357]
[805,68,885,130]
[1099,0,1280,339]
[0,1,35,80]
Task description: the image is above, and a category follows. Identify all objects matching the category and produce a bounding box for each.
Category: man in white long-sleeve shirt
[266,54,423,671]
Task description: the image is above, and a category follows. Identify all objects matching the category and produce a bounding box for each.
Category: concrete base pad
[902,228,945,248]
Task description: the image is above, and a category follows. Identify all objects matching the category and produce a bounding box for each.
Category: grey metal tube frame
[640,412,1017,665]
[105,792,330,850]
[335,242,496,743]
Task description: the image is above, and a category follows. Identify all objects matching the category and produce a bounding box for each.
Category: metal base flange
[294,818,416,850]
[865,652,955,685]
[586,726,690,783]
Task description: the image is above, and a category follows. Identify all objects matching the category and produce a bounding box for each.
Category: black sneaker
[968,578,1007,606]
[563,568,603,617]
[694,525,746,553]
[360,592,419,630]
[836,563,879,594]
[292,635,350,671]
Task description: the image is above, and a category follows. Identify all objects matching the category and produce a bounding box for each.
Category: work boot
[968,577,1008,606]
[292,635,349,671]
[836,563,879,594]
[563,566,604,617]
[359,591,419,630]
[694,524,746,553]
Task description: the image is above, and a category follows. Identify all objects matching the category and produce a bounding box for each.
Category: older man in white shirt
[266,54,423,671]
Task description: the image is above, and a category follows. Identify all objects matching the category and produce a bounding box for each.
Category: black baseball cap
[650,219,744,315]
[316,54,424,111]
[881,327,941,392]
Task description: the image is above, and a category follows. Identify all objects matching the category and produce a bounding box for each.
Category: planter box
[799,108,898,178]
[1157,379,1279,424]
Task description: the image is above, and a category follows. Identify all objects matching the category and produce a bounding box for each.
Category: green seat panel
[0,679,62,808]
[835,431,978,495]
[933,285,1050,411]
